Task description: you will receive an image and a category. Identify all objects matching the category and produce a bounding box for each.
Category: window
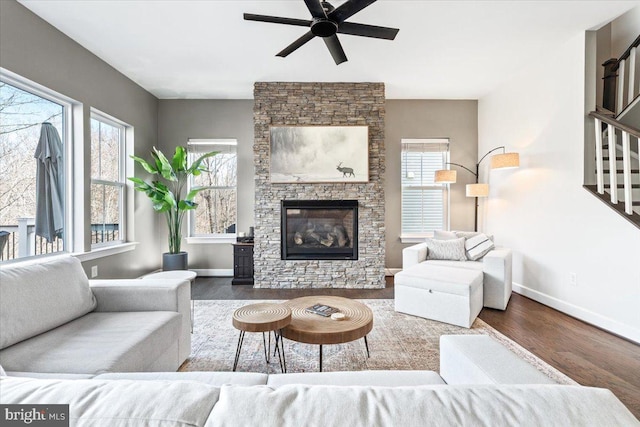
[187,139,237,240]
[0,77,70,261]
[90,111,126,247]
[401,139,450,240]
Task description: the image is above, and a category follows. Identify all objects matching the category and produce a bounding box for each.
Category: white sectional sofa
[0,255,191,376]
[395,231,512,327]
[1,335,637,426]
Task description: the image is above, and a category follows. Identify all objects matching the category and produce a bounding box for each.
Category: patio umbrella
[34,122,64,243]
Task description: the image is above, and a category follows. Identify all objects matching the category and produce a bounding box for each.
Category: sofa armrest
[90,279,191,364]
[90,279,189,313]
[481,248,513,310]
[402,242,428,270]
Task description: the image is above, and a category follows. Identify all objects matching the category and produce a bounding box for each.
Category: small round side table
[232,303,291,373]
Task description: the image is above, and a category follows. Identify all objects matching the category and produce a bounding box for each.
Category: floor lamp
[434,146,519,231]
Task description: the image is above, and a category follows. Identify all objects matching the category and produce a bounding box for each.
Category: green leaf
[185,185,210,201]
[172,146,187,172]
[153,147,175,181]
[188,151,219,174]
[178,200,198,210]
[130,155,158,174]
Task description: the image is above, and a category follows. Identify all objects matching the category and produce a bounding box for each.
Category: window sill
[400,234,433,244]
[186,236,237,245]
[73,242,138,262]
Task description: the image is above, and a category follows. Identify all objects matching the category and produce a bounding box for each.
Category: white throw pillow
[455,231,494,242]
[433,230,457,240]
[0,364,6,376]
[425,238,467,261]
[464,233,495,261]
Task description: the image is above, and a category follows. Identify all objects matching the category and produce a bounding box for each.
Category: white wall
[478,32,640,343]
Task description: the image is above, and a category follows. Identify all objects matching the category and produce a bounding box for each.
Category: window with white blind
[401,139,449,241]
[187,139,237,242]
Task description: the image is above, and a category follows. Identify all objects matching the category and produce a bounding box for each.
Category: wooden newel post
[602,58,618,114]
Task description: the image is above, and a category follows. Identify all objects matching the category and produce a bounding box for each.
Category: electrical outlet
[569,272,577,286]
[91,265,98,278]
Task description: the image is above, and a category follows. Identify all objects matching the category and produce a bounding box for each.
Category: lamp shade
[466,183,489,197]
[490,152,520,169]
[434,169,457,183]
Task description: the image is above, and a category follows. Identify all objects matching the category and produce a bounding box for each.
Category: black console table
[232,243,254,285]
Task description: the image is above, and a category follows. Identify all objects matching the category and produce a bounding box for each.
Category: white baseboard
[512,282,640,345]
[192,268,233,277]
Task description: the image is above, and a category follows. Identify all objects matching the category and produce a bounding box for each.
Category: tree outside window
[90,112,126,246]
[188,140,237,237]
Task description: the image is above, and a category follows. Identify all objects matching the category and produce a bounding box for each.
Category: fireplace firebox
[281,200,358,260]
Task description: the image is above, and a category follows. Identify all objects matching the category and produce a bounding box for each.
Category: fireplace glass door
[281,200,358,260]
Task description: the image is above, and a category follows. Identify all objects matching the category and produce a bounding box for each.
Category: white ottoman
[142,270,197,331]
[394,264,483,328]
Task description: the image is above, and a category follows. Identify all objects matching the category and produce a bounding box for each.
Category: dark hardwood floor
[193,276,640,418]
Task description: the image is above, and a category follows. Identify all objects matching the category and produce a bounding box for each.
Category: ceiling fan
[244,0,399,65]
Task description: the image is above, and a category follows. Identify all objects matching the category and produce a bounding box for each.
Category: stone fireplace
[281,200,358,261]
[253,82,385,289]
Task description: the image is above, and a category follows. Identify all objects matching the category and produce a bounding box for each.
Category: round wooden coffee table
[232,302,291,373]
[281,296,373,371]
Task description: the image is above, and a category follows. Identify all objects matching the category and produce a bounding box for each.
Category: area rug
[181,300,577,385]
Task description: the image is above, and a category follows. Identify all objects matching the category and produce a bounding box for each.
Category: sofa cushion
[425,237,467,261]
[0,311,180,375]
[207,384,639,427]
[424,260,483,270]
[94,371,269,386]
[1,376,219,427]
[396,264,482,296]
[267,370,445,387]
[0,255,96,349]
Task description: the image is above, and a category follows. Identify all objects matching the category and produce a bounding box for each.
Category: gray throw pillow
[425,237,467,261]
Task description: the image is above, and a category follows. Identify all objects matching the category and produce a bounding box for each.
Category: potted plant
[129,146,217,270]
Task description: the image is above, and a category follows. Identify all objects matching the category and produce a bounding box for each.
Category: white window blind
[401,139,449,238]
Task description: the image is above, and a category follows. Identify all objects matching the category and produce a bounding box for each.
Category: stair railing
[603,35,640,115]
[590,110,640,215]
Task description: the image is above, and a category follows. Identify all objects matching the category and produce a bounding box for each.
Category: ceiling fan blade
[243,13,312,28]
[328,0,377,24]
[304,0,326,19]
[323,34,348,65]
[338,22,398,40]
[276,31,316,57]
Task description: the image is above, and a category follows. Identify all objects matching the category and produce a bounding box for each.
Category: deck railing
[0,220,120,261]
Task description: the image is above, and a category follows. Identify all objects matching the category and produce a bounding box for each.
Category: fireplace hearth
[281,200,358,260]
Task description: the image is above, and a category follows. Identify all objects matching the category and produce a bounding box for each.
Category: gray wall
[0,0,160,278]
[157,100,255,270]
[158,98,477,271]
[385,100,478,269]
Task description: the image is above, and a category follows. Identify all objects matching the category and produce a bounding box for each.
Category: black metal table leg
[364,335,370,358]
[319,344,323,372]
[274,330,286,373]
[262,332,270,363]
[233,330,245,371]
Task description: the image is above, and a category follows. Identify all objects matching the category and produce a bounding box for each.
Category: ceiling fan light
[435,169,457,183]
[490,152,519,169]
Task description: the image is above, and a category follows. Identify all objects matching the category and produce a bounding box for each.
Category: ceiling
[18,0,639,99]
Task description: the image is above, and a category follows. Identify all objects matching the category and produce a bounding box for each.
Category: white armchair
[401,243,512,311]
